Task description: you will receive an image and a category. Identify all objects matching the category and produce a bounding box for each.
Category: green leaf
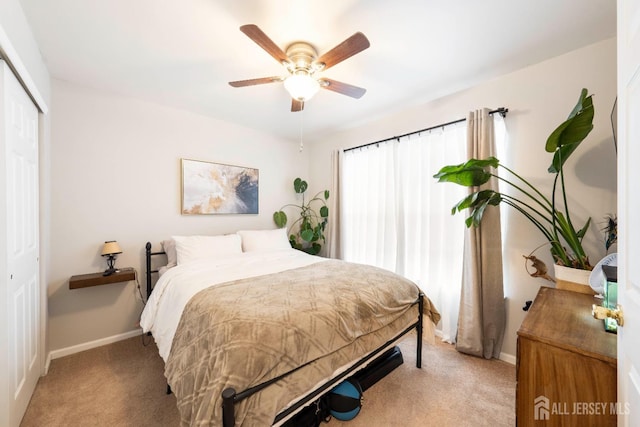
[546,90,594,173]
[434,157,499,187]
[304,243,322,255]
[320,206,329,218]
[273,211,287,228]
[576,217,592,239]
[300,229,314,242]
[567,88,589,120]
[324,190,330,200]
[452,190,500,213]
[294,178,308,194]
[452,193,475,214]
[451,190,501,227]
[470,193,501,227]
[289,235,300,250]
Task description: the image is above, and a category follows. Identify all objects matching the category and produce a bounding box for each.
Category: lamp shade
[284,73,320,101]
[101,241,122,256]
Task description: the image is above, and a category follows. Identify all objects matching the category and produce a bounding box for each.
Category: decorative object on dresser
[434,88,602,294]
[181,158,259,215]
[588,252,618,295]
[101,240,122,276]
[592,265,622,333]
[516,287,617,426]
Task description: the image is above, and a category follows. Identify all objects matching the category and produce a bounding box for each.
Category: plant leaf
[434,157,498,187]
[294,178,308,194]
[305,243,322,255]
[567,88,589,120]
[300,229,314,242]
[452,190,500,213]
[576,217,592,239]
[273,211,287,228]
[452,193,475,214]
[324,190,330,200]
[288,234,301,249]
[546,90,594,173]
[451,190,501,227]
[320,206,329,218]
[467,192,502,227]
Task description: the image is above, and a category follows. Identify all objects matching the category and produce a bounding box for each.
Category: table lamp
[101,241,122,276]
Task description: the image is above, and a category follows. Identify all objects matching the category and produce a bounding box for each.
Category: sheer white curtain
[342,123,467,342]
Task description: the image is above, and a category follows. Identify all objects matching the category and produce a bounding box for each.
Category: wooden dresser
[516,287,617,426]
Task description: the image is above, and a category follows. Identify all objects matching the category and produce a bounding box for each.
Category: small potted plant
[433,88,597,292]
[273,178,329,255]
[601,214,617,253]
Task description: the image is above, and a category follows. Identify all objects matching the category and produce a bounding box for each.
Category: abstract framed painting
[181,159,259,215]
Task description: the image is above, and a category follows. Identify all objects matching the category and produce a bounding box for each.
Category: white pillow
[172,234,243,265]
[237,228,292,252]
[161,239,178,268]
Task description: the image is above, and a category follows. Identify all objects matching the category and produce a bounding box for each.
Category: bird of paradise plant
[433,88,596,271]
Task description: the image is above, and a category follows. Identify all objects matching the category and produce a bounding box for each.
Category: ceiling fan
[229,24,370,112]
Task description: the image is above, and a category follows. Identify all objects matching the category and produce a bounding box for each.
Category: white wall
[0,0,50,106]
[308,38,618,359]
[48,79,307,352]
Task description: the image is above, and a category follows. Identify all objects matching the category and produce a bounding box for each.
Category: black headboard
[145,242,166,299]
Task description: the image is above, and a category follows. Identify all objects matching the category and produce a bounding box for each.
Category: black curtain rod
[344,107,508,153]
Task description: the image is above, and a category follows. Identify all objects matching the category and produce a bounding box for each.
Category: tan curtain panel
[327,149,343,259]
[456,108,506,359]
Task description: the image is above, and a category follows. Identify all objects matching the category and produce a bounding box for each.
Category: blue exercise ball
[328,380,363,421]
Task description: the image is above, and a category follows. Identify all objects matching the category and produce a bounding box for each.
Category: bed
[140,230,440,426]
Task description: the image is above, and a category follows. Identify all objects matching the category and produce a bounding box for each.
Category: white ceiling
[19,0,615,143]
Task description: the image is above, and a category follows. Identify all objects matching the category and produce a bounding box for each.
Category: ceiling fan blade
[319,78,366,99]
[240,24,289,64]
[229,76,283,87]
[315,32,370,71]
[291,98,304,112]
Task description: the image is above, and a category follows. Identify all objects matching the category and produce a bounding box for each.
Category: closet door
[0,60,40,427]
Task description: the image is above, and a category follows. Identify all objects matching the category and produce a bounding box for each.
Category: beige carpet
[22,333,515,426]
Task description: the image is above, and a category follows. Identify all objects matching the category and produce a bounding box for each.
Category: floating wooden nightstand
[69,268,136,289]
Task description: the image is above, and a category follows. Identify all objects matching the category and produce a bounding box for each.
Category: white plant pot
[554,264,594,295]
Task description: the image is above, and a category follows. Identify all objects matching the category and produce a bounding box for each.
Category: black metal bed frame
[144,242,424,427]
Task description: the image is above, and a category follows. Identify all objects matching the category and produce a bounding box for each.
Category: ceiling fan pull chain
[299,108,304,152]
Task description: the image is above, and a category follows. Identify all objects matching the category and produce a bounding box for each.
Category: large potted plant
[433,88,596,292]
[273,178,329,255]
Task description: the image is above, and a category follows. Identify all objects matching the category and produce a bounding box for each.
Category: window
[342,116,506,341]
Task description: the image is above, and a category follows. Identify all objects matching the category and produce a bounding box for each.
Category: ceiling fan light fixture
[284,73,320,102]
[230,25,370,111]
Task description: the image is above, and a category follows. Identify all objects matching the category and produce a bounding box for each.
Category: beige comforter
[165,259,439,426]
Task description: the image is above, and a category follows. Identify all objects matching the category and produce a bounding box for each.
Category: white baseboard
[45,329,143,372]
[434,328,516,365]
[499,352,516,365]
[44,353,52,375]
